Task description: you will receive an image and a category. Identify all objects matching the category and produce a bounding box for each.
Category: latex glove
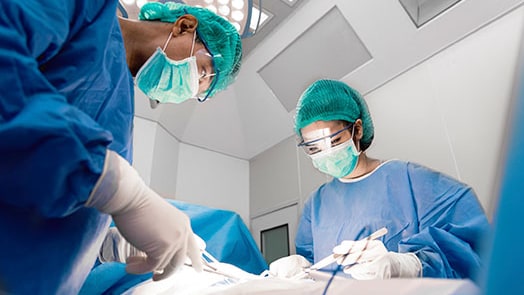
[344,252,422,280]
[333,239,388,266]
[99,227,146,263]
[99,228,206,265]
[87,150,203,281]
[269,255,312,279]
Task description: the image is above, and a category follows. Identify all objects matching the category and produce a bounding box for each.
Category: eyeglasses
[193,48,222,102]
[298,124,353,155]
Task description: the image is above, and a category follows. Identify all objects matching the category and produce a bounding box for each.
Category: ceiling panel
[258,6,372,112]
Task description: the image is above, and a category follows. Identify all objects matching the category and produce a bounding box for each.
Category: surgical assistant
[0,1,242,294]
[274,79,490,280]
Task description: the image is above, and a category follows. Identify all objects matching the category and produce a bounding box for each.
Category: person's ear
[354,119,364,140]
[171,14,198,37]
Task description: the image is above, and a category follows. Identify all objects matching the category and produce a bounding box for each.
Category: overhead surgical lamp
[118,0,263,38]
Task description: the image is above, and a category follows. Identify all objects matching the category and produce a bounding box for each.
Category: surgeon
[270,79,490,280]
[0,1,242,294]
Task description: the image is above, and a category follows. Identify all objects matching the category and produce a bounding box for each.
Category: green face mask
[309,137,360,178]
[135,32,199,106]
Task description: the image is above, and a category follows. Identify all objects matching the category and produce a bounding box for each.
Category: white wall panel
[150,126,181,198]
[176,143,250,224]
[132,117,157,185]
[250,137,300,217]
[426,7,524,217]
[365,63,459,178]
[362,8,523,217]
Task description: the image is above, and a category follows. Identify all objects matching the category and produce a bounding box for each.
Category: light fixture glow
[182,0,265,36]
[136,0,148,8]
[122,0,135,5]
[231,0,244,9]
[218,5,230,16]
[206,4,217,14]
[231,22,241,32]
[231,10,244,21]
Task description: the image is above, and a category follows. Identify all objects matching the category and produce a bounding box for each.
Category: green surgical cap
[295,79,374,151]
[139,1,242,98]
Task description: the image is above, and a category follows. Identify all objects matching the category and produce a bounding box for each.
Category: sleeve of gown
[399,163,491,279]
[296,196,315,263]
[0,1,113,218]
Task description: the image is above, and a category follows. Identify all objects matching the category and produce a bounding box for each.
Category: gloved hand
[87,150,203,281]
[99,228,207,264]
[344,252,422,280]
[269,254,312,279]
[333,239,388,266]
[99,227,146,263]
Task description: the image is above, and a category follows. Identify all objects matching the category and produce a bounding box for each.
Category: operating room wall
[249,6,524,226]
[132,117,157,186]
[175,143,250,224]
[132,116,250,225]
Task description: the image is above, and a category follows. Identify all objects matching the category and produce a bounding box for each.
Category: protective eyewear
[298,124,353,155]
[193,48,222,102]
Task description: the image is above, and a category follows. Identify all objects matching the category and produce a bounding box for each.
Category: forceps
[307,227,388,272]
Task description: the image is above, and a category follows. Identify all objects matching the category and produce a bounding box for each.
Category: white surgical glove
[344,252,422,280]
[99,227,146,263]
[99,228,206,265]
[269,255,312,279]
[333,239,388,266]
[87,150,203,281]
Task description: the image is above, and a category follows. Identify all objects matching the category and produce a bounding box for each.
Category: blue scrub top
[296,160,490,279]
[0,0,134,293]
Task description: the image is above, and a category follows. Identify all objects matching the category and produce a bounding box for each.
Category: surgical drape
[296,160,490,279]
[0,0,133,293]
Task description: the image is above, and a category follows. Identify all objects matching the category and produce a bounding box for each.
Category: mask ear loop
[161,30,196,55]
[162,33,173,52]
[189,30,196,57]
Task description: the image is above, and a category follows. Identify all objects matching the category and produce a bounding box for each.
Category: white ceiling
[134,0,524,160]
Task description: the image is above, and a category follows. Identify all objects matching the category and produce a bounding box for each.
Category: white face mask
[135,32,199,107]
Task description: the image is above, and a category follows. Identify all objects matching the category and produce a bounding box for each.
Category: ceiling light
[231,22,241,31]
[218,5,230,16]
[206,4,217,14]
[231,10,244,22]
[121,0,264,38]
[136,0,148,8]
[232,0,244,9]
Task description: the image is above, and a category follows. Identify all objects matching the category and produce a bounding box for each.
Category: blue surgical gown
[0,0,134,294]
[296,160,490,279]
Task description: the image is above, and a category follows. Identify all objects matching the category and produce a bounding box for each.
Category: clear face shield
[297,124,354,156]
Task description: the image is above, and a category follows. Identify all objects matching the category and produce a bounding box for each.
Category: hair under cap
[139,1,242,98]
[294,79,374,151]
